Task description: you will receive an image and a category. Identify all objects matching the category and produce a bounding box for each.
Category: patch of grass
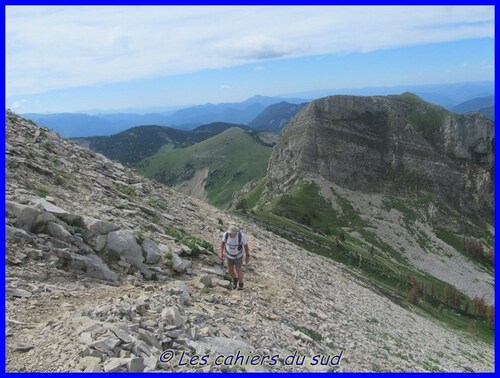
[34,187,49,198]
[164,225,214,255]
[114,182,136,197]
[165,225,186,241]
[164,253,173,269]
[244,177,268,209]
[270,181,338,235]
[147,198,167,210]
[182,235,214,255]
[292,324,323,342]
[331,190,367,228]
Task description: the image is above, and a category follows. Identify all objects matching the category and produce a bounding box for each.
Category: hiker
[220,225,250,290]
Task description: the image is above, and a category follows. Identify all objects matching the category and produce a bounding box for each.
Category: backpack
[224,231,243,252]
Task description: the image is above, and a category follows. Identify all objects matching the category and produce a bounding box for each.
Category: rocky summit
[268,94,493,220]
[5,110,493,372]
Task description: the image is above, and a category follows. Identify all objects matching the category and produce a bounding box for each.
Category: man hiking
[220,225,250,290]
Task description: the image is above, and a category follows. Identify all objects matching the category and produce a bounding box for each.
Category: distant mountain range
[22,95,307,137]
[20,81,494,138]
[287,81,494,109]
[451,95,494,121]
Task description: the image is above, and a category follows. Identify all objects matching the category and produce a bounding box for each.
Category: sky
[5,5,495,113]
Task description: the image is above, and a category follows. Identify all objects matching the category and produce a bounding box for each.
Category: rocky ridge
[5,110,493,372]
[267,94,493,220]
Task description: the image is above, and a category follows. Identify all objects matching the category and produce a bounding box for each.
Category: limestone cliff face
[267,94,493,222]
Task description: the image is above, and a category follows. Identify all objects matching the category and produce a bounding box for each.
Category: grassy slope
[138,127,272,208]
[241,178,494,344]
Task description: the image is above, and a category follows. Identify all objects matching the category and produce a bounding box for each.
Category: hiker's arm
[220,242,225,259]
[244,244,250,263]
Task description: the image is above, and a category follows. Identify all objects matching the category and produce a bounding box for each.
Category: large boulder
[53,249,119,282]
[106,230,144,268]
[14,206,42,232]
[170,253,191,273]
[142,239,162,264]
[6,200,27,218]
[30,198,68,217]
[47,221,72,241]
[84,217,120,237]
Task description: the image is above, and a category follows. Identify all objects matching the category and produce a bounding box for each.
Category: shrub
[292,325,323,342]
[464,238,483,259]
[467,321,476,334]
[164,253,173,269]
[407,286,419,304]
[488,306,494,330]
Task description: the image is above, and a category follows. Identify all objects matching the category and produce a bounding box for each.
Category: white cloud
[9,99,27,110]
[213,34,307,60]
[220,85,232,90]
[6,5,494,97]
[255,65,265,72]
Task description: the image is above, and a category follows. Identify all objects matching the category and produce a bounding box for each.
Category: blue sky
[5,5,494,113]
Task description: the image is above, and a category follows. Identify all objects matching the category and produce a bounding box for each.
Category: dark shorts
[226,256,243,267]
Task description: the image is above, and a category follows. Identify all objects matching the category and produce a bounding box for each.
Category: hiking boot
[232,277,238,289]
[237,282,244,290]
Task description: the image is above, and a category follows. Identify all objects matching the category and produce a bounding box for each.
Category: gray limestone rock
[161,306,185,328]
[6,201,27,218]
[137,329,162,350]
[106,230,144,268]
[47,221,72,241]
[142,239,162,264]
[90,336,121,353]
[103,357,130,372]
[84,217,120,237]
[94,235,107,252]
[200,275,213,288]
[170,253,191,273]
[14,343,35,352]
[30,198,68,217]
[7,288,32,299]
[108,325,134,344]
[14,206,42,232]
[201,266,225,277]
[127,357,146,372]
[6,226,33,243]
[53,249,119,282]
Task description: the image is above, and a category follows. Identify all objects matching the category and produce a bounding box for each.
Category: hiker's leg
[235,266,243,282]
[227,260,236,278]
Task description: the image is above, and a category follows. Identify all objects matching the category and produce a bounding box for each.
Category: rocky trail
[5,110,494,372]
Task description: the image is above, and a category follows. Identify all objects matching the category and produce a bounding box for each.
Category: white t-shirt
[221,232,248,259]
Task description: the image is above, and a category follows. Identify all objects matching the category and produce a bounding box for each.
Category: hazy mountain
[162,95,307,129]
[74,122,247,165]
[21,113,119,138]
[287,81,494,109]
[249,101,309,132]
[451,95,494,121]
[21,95,307,137]
[22,112,176,138]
